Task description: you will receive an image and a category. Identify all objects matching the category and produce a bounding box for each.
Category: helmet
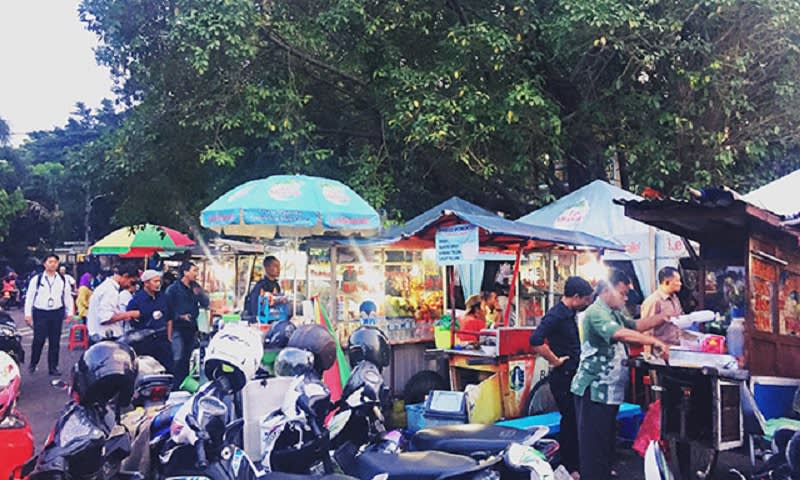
[348,326,390,368]
[0,351,20,420]
[287,324,336,373]
[264,320,297,350]
[204,323,263,392]
[273,347,316,377]
[359,300,377,319]
[72,341,137,407]
[131,355,174,407]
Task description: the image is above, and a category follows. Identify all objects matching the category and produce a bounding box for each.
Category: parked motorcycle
[24,341,144,480]
[0,350,34,480]
[729,427,800,480]
[0,310,25,365]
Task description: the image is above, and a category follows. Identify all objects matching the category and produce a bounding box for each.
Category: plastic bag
[634,400,662,457]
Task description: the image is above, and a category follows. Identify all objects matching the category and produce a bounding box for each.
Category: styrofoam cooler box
[242,376,294,460]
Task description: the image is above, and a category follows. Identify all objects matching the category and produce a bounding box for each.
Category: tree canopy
[2,0,800,267]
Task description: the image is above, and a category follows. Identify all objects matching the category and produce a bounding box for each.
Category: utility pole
[84,191,109,248]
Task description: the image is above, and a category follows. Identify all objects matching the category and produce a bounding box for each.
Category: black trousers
[137,335,174,374]
[31,307,64,371]
[574,388,620,480]
[549,367,579,473]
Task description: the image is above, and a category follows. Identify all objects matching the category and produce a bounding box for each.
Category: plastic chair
[67,323,89,350]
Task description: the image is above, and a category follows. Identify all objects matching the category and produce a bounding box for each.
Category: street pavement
[9,308,82,451]
[6,308,757,478]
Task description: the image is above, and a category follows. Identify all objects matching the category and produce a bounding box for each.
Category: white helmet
[204,323,263,391]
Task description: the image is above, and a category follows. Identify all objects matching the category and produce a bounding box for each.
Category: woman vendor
[457,294,487,343]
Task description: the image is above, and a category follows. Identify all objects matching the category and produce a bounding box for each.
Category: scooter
[0,350,34,480]
[24,398,143,479]
[330,360,558,459]
[327,361,558,480]
[0,310,25,365]
[260,372,511,480]
[729,428,800,480]
[160,378,357,480]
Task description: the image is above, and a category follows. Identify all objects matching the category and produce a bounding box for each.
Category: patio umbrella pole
[503,247,522,327]
[449,265,456,348]
[293,237,299,317]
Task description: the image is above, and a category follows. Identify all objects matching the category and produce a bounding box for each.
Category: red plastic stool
[68,324,89,351]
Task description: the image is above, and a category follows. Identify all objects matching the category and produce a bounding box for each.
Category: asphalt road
[6,308,756,478]
[10,308,82,451]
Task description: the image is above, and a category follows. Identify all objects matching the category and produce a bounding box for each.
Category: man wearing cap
[127,269,173,372]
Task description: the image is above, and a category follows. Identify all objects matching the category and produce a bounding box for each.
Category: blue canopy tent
[518,180,688,294]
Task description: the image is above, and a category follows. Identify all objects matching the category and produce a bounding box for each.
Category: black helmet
[273,347,316,377]
[287,324,336,373]
[131,355,173,407]
[265,320,297,350]
[72,341,138,407]
[348,326,390,368]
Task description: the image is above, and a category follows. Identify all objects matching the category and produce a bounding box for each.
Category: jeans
[31,308,64,371]
[171,329,196,388]
[574,388,620,480]
[549,367,579,473]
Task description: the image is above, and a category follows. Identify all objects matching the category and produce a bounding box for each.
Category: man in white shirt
[87,263,140,342]
[24,254,75,376]
[59,265,77,298]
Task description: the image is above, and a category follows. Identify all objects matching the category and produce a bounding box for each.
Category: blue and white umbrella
[200,175,381,238]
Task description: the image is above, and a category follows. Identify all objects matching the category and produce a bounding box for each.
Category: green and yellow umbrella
[89,224,195,258]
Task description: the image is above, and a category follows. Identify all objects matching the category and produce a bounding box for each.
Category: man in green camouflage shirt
[571,271,670,480]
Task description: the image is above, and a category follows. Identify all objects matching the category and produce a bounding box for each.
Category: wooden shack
[620,197,800,378]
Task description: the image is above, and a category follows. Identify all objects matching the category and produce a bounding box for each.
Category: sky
[0,0,115,145]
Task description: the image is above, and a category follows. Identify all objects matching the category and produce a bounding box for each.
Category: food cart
[394,209,623,421]
[620,195,800,378]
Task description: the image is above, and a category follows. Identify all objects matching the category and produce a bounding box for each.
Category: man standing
[127,270,173,372]
[166,262,209,387]
[59,265,77,299]
[571,271,670,480]
[641,266,684,345]
[529,276,594,478]
[24,254,75,375]
[244,256,281,320]
[87,263,140,342]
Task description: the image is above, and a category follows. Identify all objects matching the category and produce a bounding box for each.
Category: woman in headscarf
[76,272,93,322]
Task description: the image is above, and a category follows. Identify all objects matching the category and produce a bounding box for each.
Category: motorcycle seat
[353,450,478,480]
[410,424,534,456]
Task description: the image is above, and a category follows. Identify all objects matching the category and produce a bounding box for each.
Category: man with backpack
[23,254,75,375]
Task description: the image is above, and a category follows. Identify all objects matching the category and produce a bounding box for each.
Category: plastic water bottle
[727,317,745,357]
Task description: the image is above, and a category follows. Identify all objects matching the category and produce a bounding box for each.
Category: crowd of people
[528,267,684,480]
[16,254,209,387]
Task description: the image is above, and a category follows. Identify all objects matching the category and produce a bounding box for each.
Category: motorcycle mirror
[51,379,68,390]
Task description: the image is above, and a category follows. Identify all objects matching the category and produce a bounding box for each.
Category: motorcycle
[0,310,25,365]
[0,350,34,480]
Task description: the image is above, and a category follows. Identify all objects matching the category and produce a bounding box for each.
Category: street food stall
[620,195,800,378]
[394,208,623,421]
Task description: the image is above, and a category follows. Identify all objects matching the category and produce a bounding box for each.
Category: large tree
[74,0,800,222]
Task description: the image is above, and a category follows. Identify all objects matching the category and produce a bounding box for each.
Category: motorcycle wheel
[525,377,558,416]
[404,370,448,405]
